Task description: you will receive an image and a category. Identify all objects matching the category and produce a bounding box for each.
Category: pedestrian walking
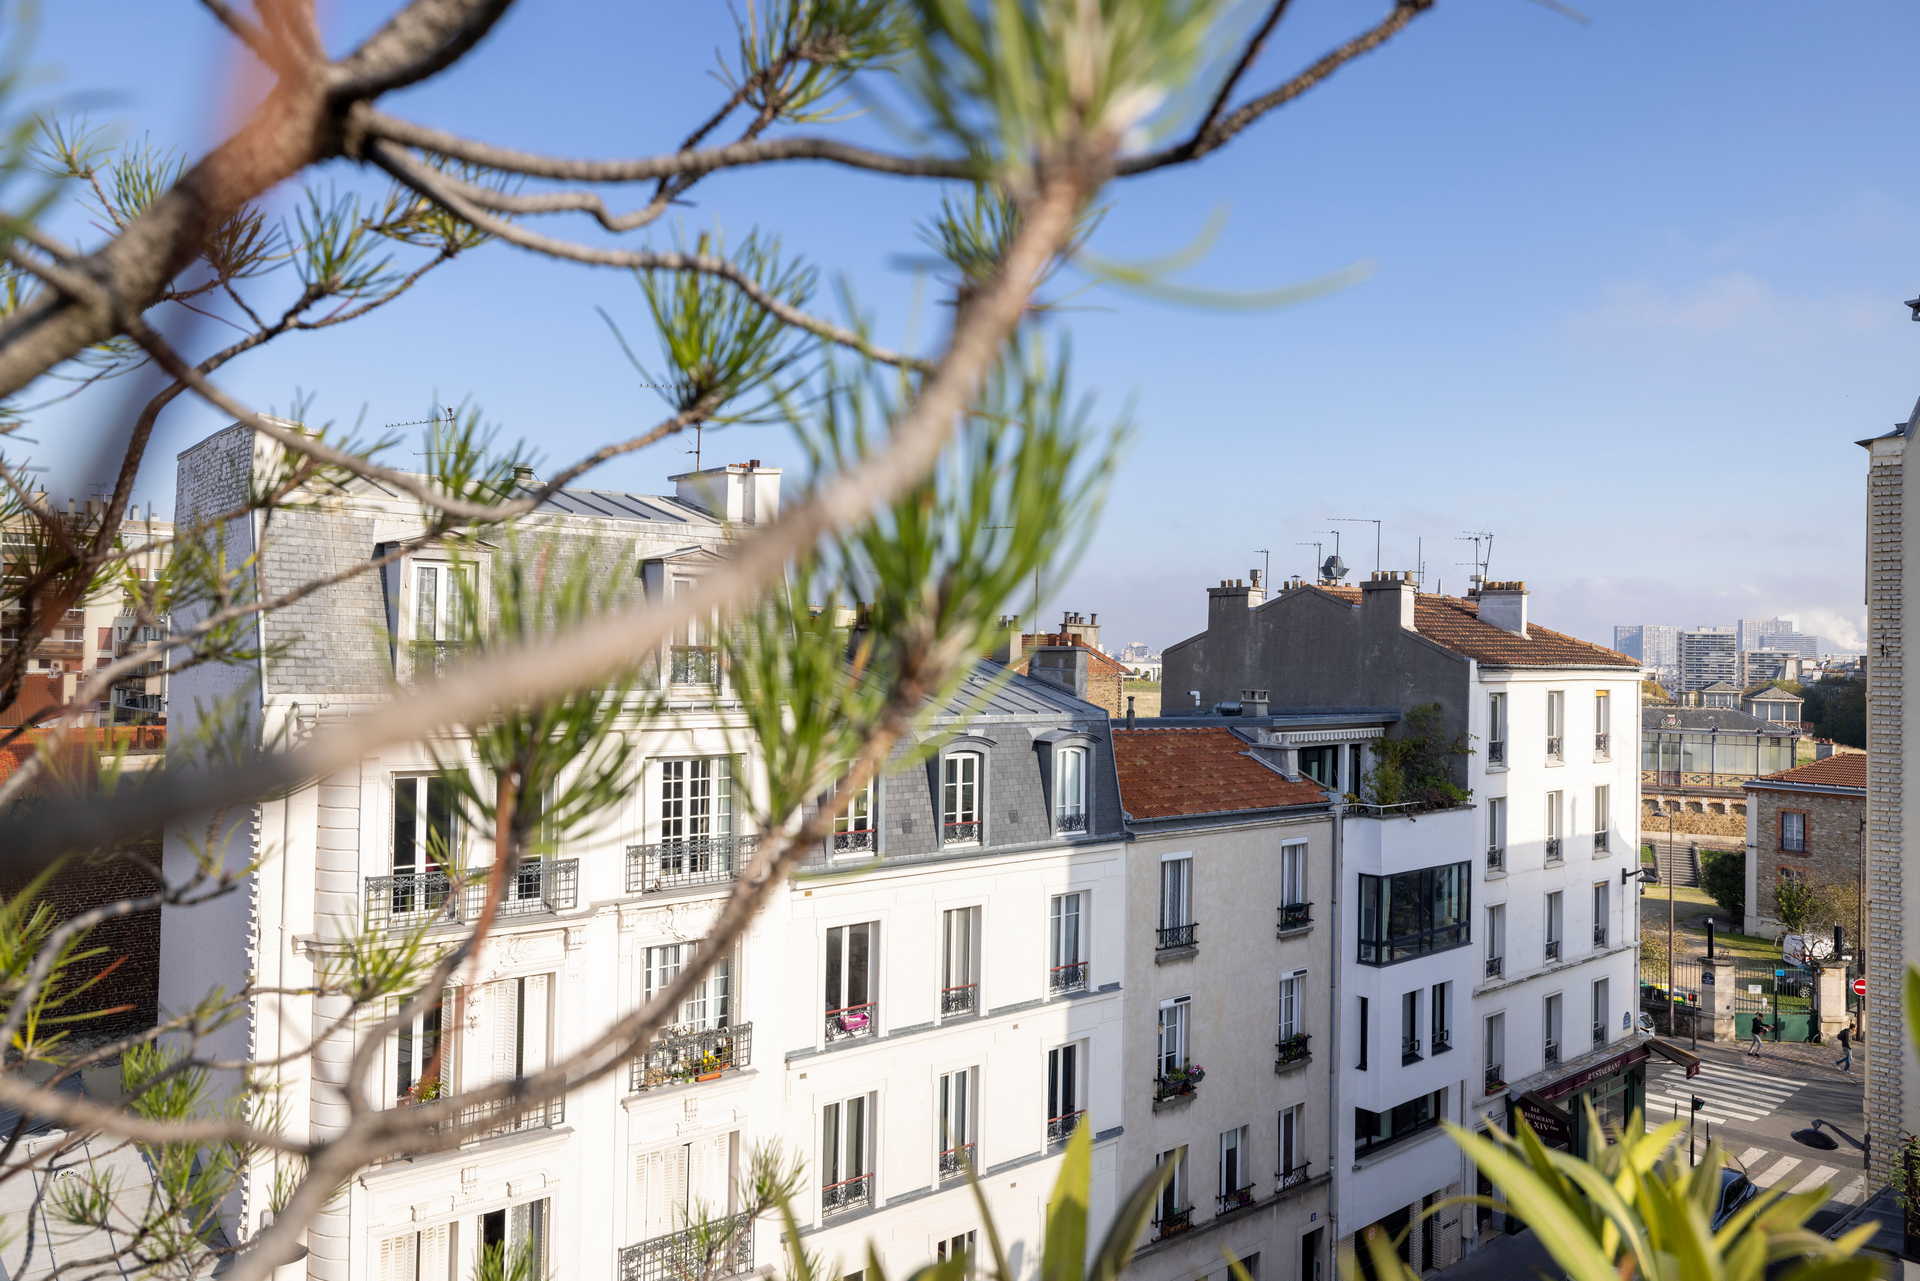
[1835,1021,1855,1072]
[1749,1016,1769,1056]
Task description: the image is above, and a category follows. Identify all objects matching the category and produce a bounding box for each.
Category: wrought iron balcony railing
[831,828,877,856]
[1486,954,1504,979]
[824,1002,875,1043]
[1153,1072,1199,1103]
[938,1143,975,1181]
[1487,845,1504,871]
[1594,831,1610,852]
[1594,732,1611,756]
[618,1215,755,1281]
[1488,740,1506,766]
[669,644,718,685]
[1484,1064,1505,1094]
[1593,1021,1607,1047]
[942,819,981,846]
[1593,924,1608,948]
[449,1095,566,1142]
[1276,1162,1311,1195]
[821,1174,872,1218]
[1276,902,1312,933]
[1274,1033,1311,1071]
[627,835,755,894]
[1156,923,1197,951]
[410,640,464,678]
[1544,837,1564,864]
[940,984,978,1017]
[1544,1038,1561,1066]
[365,859,578,931]
[1546,735,1564,761]
[1545,939,1562,961]
[1216,1186,1255,1215]
[630,1023,752,1093]
[1056,810,1089,834]
[1046,1110,1084,1148]
[1432,1031,1451,1054]
[1150,1207,1193,1242]
[1048,961,1088,995]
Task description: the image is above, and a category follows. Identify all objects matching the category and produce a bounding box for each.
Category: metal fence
[364,859,578,931]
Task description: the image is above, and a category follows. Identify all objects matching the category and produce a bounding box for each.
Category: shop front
[1505,1040,1653,1157]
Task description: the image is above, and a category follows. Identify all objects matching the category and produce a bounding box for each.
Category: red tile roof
[1311,586,1638,669]
[1751,752,1866,791]
[1111,727,1328,819]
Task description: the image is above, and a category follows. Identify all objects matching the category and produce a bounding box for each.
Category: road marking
[1661,1062,1804,1096]
[1833,1175,1869,1206]
[1736,1146,1768,1168]
[1643,1091,1768,1123]
[1790,1164,1840,1192]
[1754,1156,1803,1187]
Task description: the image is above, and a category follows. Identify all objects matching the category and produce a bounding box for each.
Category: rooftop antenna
[396,407,459,467]
[688,421,705,471]
[1254,547,1270,586]
[1457,530,1495,590]
[1328,517,1382,573]
[1295,540,1323,581]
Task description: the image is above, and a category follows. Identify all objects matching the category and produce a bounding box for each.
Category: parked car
[1712,1167,1758,1230]
[1636,1011,1657,1036]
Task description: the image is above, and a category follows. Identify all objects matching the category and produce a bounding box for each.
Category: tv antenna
[1328,517,1382,572]
[688,421,706,471]
[1457,530,1495,590]
[1254,547,1270,586]
[395,407,459,465]
[1295,540,1322,581]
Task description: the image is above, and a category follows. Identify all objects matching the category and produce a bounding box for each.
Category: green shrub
[1699,848,1745,924]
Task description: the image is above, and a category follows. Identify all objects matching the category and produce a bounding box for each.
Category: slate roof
[1749,753,1866,792]
[1743,685,1803,701]
[1642,706,1789,734]
[933,659,1107,721]
[1699,681,1743,694]
[1310,586,1638,669]
[1111,726,1329,820]
[339,472,718,524]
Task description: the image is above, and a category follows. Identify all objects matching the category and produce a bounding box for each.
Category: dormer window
[1054,746,1089,834]
[833,778,878,857]
[409,560,470,678]
[942,752,982,846]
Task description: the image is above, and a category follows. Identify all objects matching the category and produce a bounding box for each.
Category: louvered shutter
[488,979,521,1085]
[417,1224,450,1281]
[378,1233,419,1281]
[688,1132,732,1216]
[521,975,550,1072]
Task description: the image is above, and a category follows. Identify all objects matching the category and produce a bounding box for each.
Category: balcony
[1156,923,1197,952]
[940,983,978,1017]
[448,1094,565,1142]
[824,1002,875,1044]
[1046,1110,1085,1148]
[1544,1038,1561,1066]
[618,1215,754,1281]
[821,1174,873,1218]
[1544,837,1563,865]
[938,1143,975,1182]
[1593,924,1608,949]
[410,640,464,678]
[1486,845,1504,872]
[1401,1036,1422,1065]
[1594,732,1611,757]
[1592,1021,1607,1047]
[1049,960,1088,995]
[1484,1064,1505,1095]
[669,644,718,685]
[831,828,877,857]
[1153,1066,1202,1107]
[630,1023,752,1093]
[1546,736,1564,762]
[364,859,578,931]
[1216,1185,1255,1215]
[627,835,755,894]
[1545,939,1561,961]
[1275,902,1312,935]
[1488,740,1506,766]
[1276,1162,1312,1195]
[1485,954,1504,979]
[1056,810,1089,835]
[1150,1207,1193,1242]
[1274,1034,1311,1072]
[942,819,981,847]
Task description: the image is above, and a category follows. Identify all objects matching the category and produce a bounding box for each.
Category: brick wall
[1746,785,1864,932]
[1866,447,1905,1181]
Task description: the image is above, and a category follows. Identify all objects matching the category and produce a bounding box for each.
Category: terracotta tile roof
[1111,727,1328,820]
[1750,753,1866,791]
[1311,586,1638,669]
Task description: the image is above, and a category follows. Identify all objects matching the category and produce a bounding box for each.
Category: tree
[0,2,1440,1279]
[1803,676,1866,748]
[1641,679,1672,705]
[1773,874,1823,936]
[1700,848,1745,925]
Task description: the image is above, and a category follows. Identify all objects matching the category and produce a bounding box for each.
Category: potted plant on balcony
[836,1007,870,1035]
[1156,1062,1205,1099]
[694,1047,729,1082]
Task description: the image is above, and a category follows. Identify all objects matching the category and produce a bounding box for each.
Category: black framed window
[1357,863,1471,965]
[1354,1088,1446,1157]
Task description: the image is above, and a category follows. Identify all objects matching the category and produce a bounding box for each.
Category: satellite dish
[1321,553,1347,583]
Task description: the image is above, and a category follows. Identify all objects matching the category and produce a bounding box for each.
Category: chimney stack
[990,614,1025,665]
[1241,688,1270,718]
[1125,695,1137,730]
[1029,644,1092,700]
[1476,580,1529,636]
[670,459,784,525]
[1360,569,1417,632]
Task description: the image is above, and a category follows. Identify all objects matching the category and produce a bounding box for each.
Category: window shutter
[378,1234,418,1281]
[689,1132,732,1215]
[418,1224,450,1281]
[636,1147,686,1239]
[487,980,521,1085]
[521,975,551,1073]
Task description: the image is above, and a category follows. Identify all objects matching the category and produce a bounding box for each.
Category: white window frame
[1218,1125,1249,1199]
[936,1067,978,1176]
[1155,1148,1189,1223]
[941,752,983,846]
[1277,970,1305,1041]
[1546,891,1563,951]
[1546,690,1565,760]
[1159,854,1193,931]
[387,990,452,1106]
[1279,842,1308,908]
[1487,796,1506,864]
[832,777,878,858]
[1592,977,1610,1046]
[1053,745,1089,833]
[941,906,981,1017]
[824,922,877,1037]
[644,942,733,1033]
[821,1094,875,1215]
[1487,692,1508,765]
[1048,893,1086,992]
[660,758,734,847]
[1156,997,1191,1077]
[1047,1042,1084,1135]
[1486,903,1506,969]
[1278,1103,1305,1176]
[1594,784,1611,848]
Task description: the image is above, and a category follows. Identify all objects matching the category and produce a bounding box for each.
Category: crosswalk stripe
[1737,1147,1768,1167]
[1754,1157,1803,1187]
[1642,1093,1765,1124]
[1654,1063,1802,1097]
[1643,1087,1768,1117]
[1791,1164,1840,1192]
[1833,1176,1869,1206]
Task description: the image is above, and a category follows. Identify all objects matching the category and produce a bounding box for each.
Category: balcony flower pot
[695,1070,725,1082]
[837,1010,870,1034]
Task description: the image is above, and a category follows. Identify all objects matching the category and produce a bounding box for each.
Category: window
[667,573,716,684]
[1047,1043,1084,1144]
[1592,882,1609,950]
[1279,841,1308,909]
[1154,1149,1190,1233]
[391,993,449,1105]
[941,752,982,845]
[1780,810,1808,853]
[1485,904,1505,978]
[1219,1126,1251,1208]
[936,1233,977,1277]
[1158,855,1195,949]
[407,559,472,678]
[1483,1014,1505,1093]
[1299,745,1339,787]
[941,907,981,1017]
[821,1096,874,1216]
[378,1225,454,1281]
[478,975,551,1086]
[1486,797,1506,870]
[1594,691,1612,755]
[661,757,734,854]
[644,943,732,1032]
[1156,997,1191,1077]
[1354,1089,1446,1157]
[1592,978,1610,1047]
[1546,690,1565,761]
[1400,990,1421,1063]
[824,922,877,1041]
[1545,792,1564,862]
[1357,996,1369,1070]
[391,775,458,915]
[630,1135,733,1243]
[1487,693,1507,765]
[937,1067,978,1179]
[1278,1104,1306,1180]
[1544,993,1562,1065]
[1054,746,1089,833]
[1545,892,1563,961]
[1356,863,1471,964]
[1593,785,1611,852]
[833,778,877,856]
[1049,893,1087,994]
[1430,982,1451,1054]
[1277,972,1304,1042]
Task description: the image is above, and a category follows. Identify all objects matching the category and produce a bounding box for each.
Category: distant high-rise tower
[1676,627,1738,691]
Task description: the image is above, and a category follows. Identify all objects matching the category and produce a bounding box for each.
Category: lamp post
[1667,811,1677,988]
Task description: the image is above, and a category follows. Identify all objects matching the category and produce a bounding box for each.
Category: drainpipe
[1326,794,1344,1246]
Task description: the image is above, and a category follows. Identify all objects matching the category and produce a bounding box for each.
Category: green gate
[1730,963,1815,1042]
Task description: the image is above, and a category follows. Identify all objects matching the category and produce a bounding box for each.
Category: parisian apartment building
[1162,570,1645,1270]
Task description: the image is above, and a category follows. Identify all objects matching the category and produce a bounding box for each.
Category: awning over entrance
[1644,1036,1701,1077]
[1536,1041,1652,1102]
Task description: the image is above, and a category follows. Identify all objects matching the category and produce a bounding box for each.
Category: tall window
[630,1135,733,1243]
[833,779,877,857]
[1049,893,1087,994]
[1593,785,1611,851]
[1047,1043,1083,1143]
[1154,1149,1189,1229]
[1357,996,1369,1070]
[1545,690,1565,761]
[1158,855,1195,949]
[659,758,734,882]
[941,907,981,1017]
[1356,863,1471,964]
[391,993,448,1105]
[1487,797,1506,870]
[1545,891,1563,961]
[1054,746,1089,833]
[1487,692,1507,765]
[1592,978,1610,1047]
[1219,1126,1251,1206]
[942,753,982,846]
[1277,971,1304,1042]
[1279,842,1308,908]
[408,559,470,677]
[1545,791,1564,863]
[668,573,715,684]
[1544,993,1562,1064]
[478,1199,548,1276]
[821,1095,874,1216]
[644,943,732,1032]
[1484,1013,1505,1093]
[391,775,458,917]
[1780,811,1808,853]
[937,1067,978,1178]
[1594,691,1612,754]
[1156,997,1190,1076]
[1401,990,1421,1063]
[1430,981,1451,1053]
[1278,1104,1306,1178]
[936,1234,977,1277]
[379,1225,453,1281]
[1592,881,1609,950]
[1485,903,1505,978]
[824,923,876,1040]
[478,975,551,1086]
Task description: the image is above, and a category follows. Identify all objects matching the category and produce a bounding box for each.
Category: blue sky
[16,0,1915,653]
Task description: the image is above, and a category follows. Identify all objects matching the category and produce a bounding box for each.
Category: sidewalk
[1721,1033,1867,1077]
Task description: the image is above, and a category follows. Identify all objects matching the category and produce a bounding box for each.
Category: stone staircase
[1646,841,1701,888]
